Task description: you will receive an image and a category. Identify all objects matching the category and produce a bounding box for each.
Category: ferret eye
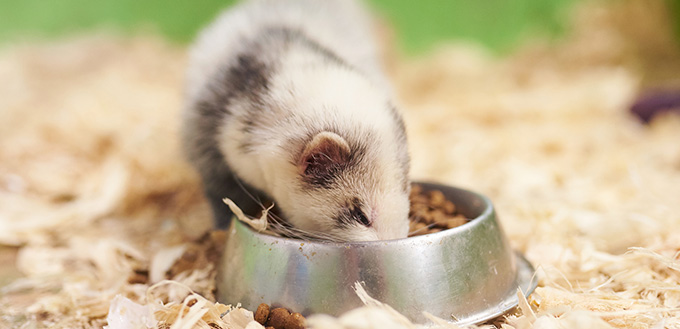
[351,207,371,227]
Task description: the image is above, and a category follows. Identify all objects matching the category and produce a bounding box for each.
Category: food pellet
[408,184,470,236]
[251,303,307,329]
[443,201,456,214]
[254,303,270,325]
[428,190,446,207]
[284,312,306,329]
[267,308,291,329]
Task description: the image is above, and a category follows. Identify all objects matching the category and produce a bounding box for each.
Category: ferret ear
[299,131,351,178]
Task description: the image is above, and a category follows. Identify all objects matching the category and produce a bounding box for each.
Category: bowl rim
[231,181,496,247]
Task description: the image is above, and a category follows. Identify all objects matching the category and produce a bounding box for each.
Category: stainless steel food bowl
[216,182,536,325]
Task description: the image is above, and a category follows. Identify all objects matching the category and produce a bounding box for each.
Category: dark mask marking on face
[333,197,370,228]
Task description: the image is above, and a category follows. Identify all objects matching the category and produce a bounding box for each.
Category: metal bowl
[216,182,536,325]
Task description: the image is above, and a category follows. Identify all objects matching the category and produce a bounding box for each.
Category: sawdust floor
[0,247,20,287]
[1,1,680,328]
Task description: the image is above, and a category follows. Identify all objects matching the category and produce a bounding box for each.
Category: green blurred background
[0,0,678,54]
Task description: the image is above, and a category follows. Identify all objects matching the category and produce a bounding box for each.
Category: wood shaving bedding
[1,1,680,328]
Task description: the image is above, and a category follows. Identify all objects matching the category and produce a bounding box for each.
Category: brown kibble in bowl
[430,209,447,223]
[410,221,427,234]
[408,184,470,236]
[446,215,467,229]
[443,200,456,214]
[267,308,291,328]
[254,303,270,325]
[428,190,446,207]
[420,212,435,224]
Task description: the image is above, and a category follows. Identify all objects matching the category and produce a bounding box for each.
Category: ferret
[182,0,410,241]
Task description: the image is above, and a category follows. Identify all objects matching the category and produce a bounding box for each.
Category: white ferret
[182,0,410,241]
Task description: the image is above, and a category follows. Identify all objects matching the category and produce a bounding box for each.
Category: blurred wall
[2,0,680,54]
[0,0,577,54]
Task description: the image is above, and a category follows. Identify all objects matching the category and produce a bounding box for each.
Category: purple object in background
[630,90,680,123]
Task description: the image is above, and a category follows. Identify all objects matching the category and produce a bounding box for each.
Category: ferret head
[272,128,410,242]
[213,43,412,241]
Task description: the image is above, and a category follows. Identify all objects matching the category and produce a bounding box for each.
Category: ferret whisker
[266,216,342,242]
[268,220,339,241]
[226,181,375,242]
[407,221,437,236]
[230,178,334,242]
[231,177,320,239]
[233,176,268,210]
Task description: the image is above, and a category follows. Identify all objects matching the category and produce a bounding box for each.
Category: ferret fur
[182,0,410,241]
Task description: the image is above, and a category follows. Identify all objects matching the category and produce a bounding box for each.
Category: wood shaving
[223,198,272,234]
